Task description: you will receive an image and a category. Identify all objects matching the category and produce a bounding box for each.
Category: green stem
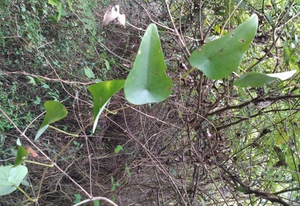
[25,160,54,167]
[105,108,117,115]
[49,125,78,137]
[181,67,196,79]
[17,186,36,202]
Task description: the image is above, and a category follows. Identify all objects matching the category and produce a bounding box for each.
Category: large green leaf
[124,24,172,105]
[0,165,28,196]
[234,70,297,87]
[189,14,258,80]
[88,80,125,133]
[35,101,68,141]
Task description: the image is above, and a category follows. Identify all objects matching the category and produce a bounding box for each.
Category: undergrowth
[0,0,299,206]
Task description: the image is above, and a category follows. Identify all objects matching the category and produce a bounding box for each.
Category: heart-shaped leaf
[124,24,172,105]
[234,70,297,87]
[88,80,125,133]
[0,165,28,196]
[14,146,29,166]
[189,14,258,80]
[35,101,68,141]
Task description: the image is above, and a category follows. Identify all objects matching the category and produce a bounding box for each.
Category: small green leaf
[66,0,73,11]
[41,82,50,89]
[35,101,68,141]
[27,76,36,85]
[14,146,29,166]
[0,165,28,196]
[88,80,125,133]
[114,145,123,154]
[234,70,297,87]
[48,0,62,20]
[125,163,131,177]
[56,2,63,20]
[189,14,258,80]
[84,67,95,79]
[33,96,42,105]
[48,0,60,6]
[124,23,172,105]
[234,186,249,194]
[73,193,81,204]
[104,60,110,71]
[93,200,100,206]
[275,130,289,145]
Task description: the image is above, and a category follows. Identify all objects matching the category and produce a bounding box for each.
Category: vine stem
[16,185,36,202]
[24,160,54,167]
[49,125,79,137]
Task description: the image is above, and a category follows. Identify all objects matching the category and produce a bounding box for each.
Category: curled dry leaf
[102,5,126,28]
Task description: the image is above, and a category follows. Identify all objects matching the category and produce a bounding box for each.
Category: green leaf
[234,186,249,194]
[234,72,276,87]
[14,146,29,166]
[48,0,60,6]
[124,23,172,105]
[27,76,36,85]
[88,80,125,133]
[33,96,42,105]
[104,60,110,71]
[35,101,68,141]
[35,126,49,141]
[56,2,63,21]
[73,193,81,204]
[93,200,100,206]
[234,70,297,87]
[40,101,67,128]
[0,165,28,196]
[114,145,123,154]
[275,130,290,145]
[189,14,258,80]
[48,0,62,20]
[66,0,73,11]
[84,67,95,79]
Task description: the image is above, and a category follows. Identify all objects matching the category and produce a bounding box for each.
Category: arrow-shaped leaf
[124,24,172,105]
[35,101,67,141]
[189,14,258,80]
[88,80,125,133]
[234,70,297,87]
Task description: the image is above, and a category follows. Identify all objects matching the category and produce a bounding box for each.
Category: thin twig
[165,0,190,57]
